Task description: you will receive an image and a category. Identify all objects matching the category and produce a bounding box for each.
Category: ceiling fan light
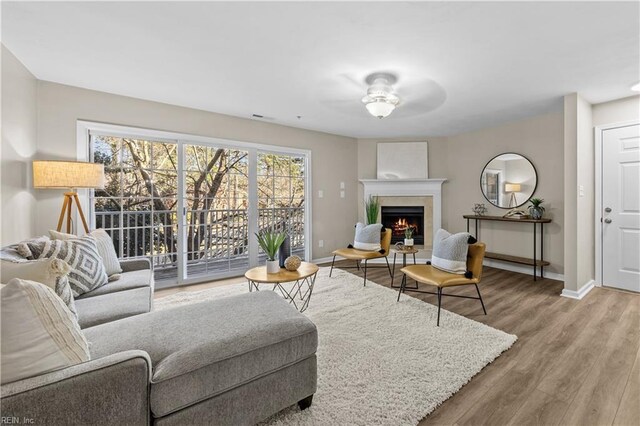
[365,100,396,119]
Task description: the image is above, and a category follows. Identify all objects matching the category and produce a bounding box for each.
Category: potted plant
[528,198,545,220]
[365,195,380,225]
[256,231,287,273]
[404,227,414,247]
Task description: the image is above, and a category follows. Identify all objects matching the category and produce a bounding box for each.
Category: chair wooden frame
[396,242,487,326]
[329,229,393,286]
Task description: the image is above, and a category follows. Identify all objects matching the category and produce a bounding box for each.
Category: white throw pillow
[1,278,90,384]
[50,229,122,276]
[0,258,78,319]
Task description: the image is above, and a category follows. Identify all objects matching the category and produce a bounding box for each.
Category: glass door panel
[183,145,249,279]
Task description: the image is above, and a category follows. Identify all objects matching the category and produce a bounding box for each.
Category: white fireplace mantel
[359,178,447,240]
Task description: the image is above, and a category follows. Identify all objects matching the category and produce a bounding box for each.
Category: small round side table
[390,246,419,289]
[244,262,319,312]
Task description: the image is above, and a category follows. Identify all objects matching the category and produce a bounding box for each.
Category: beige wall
[592,95,640,126]
[564,93,597,293]
[358,111,565,275]
[32,81,358,259]
[1,46,38,245]
[575,94,594,290]
[356,137,449,221]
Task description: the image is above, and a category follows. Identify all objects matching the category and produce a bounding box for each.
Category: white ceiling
[2,1,639,138]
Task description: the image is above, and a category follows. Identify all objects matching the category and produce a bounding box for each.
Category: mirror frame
[480,152,538,209]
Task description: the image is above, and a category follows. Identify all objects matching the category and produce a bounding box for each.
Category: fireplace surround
[360,178,446,249]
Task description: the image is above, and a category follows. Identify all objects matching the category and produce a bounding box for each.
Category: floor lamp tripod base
[57,191,90,234]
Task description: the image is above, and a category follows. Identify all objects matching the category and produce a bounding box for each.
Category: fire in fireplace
[380,206,425,245]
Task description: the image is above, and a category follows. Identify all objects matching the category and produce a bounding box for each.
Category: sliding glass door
[90,130,309,286]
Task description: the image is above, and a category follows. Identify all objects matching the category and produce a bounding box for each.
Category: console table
[463,215,551,281]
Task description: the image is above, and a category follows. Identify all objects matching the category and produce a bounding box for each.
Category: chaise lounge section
[1,290,318,425]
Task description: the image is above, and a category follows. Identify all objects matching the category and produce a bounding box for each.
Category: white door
[602,124,640,292]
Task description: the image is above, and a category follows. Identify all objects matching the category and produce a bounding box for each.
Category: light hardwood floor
[155,261,639,426]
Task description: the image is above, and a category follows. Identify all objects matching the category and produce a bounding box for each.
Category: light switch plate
[340,182,345,189]
[318,240,324,248]
[340,190,345,198]
[318,190,323,198]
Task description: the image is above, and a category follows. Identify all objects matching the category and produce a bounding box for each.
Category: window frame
[77,120,312,287]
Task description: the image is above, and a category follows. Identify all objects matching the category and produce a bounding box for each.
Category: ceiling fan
[317,71,446,119]
[361,73,400,119]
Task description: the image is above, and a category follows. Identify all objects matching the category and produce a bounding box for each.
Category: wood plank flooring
[155,261,639,426]
[339,260,639,426]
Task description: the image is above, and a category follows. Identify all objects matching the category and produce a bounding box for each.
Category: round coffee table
[244,262,319,312]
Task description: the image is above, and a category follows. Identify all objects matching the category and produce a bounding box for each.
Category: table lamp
[33,160,105,234]
[504,183,521,208]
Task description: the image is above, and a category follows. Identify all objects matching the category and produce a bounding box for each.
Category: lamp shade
[33,161,105,189]
[504,183,521,193]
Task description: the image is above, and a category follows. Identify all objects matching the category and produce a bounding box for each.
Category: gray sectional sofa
[1,258,318,425]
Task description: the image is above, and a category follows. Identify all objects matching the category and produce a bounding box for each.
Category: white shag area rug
[154,267,517,426]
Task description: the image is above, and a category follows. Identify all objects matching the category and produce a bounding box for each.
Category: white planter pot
[266,260,280,274]
[404,238,414,247]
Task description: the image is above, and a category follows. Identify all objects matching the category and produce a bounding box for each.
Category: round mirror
[480,153,537,209]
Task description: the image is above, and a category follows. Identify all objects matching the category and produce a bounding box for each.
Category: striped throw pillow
[1,278,90,384]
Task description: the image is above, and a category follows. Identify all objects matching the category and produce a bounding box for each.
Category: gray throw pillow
[353,222,383,251]
[431,229,471,274]
[35,236,109,297]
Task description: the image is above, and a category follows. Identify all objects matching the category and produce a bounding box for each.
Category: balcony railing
[95,206,305,283]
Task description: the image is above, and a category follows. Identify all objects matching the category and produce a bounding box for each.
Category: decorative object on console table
[528,198,545,220]
[32,161,105,234]
[463,214,551,281]
[403,227,414,247]
[255,231,286,274]
[365,195,380,224]
[472,203,488,216]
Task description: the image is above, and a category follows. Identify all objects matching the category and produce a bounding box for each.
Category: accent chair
[397,242,487,326]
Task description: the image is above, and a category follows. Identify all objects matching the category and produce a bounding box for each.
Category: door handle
[604,207,612,213]
[604,218,612,224]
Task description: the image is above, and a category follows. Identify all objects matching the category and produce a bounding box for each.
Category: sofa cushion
[76,269,152,299]
[83,291,318,418]
[75,287,152,329]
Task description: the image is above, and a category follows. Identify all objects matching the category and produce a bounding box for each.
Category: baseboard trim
[341,256,565,281]
[482,259,564,281]
[312,256,335,265]
[561,280,595,300]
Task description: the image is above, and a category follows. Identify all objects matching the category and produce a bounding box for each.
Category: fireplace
[381,206,425,245]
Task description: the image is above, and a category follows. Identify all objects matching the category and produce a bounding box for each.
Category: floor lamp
[504,183,521,208]
[33,161,105,234]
